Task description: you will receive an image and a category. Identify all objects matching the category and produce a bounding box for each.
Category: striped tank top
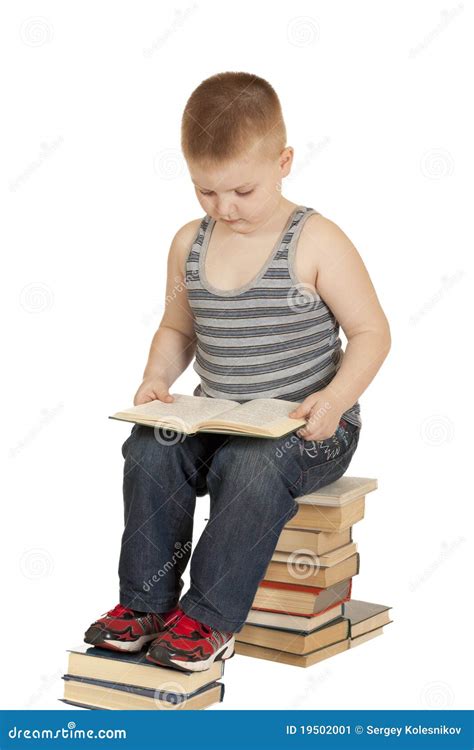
[184,205,361,428]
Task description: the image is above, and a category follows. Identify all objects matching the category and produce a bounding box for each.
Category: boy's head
[181,71,294,232]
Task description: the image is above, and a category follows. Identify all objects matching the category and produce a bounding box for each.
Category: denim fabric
[118,418,361,633]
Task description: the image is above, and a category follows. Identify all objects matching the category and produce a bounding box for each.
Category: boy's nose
[216,200,236,219]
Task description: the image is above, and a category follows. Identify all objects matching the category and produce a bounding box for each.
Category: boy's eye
[198,189,254,197]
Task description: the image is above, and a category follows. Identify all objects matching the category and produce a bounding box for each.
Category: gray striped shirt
[184,205,361,428]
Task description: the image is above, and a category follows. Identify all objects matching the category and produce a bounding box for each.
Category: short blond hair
[181,71,287,165]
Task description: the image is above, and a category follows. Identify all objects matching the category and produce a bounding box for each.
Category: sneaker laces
[161,606,184,626]
[106,603,136,618]
[106,603,183,623]
[170,611,213,638]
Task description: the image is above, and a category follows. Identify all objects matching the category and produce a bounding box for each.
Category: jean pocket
[300,419,358,462]
[296,422,360,496]
[121,423,141,458]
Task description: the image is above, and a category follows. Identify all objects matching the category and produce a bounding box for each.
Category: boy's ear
[279,146,294,176]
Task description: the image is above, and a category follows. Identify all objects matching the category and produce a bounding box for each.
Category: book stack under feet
[60,646,225,710]
[235,476,392,667]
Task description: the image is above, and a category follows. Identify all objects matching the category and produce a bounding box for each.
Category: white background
[1,0,472,711]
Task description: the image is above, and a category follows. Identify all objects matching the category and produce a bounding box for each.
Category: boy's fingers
[134,395,151,405]
[288,403,302,416]
[155,390,174,402]
[289,405,305,417]
[290,395,319,418]
[134,390,174,405]
[136,392,159,405]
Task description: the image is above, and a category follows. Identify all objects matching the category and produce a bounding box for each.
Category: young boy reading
[84,71,391,672]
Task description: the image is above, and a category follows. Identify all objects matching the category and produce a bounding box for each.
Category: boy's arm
[289,216,391,438]
[138,221,200,398]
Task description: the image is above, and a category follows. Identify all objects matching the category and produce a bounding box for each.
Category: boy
[84,72,391,672]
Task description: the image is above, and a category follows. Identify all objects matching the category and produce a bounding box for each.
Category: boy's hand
[133,378,175,406]
[288,388,343,441]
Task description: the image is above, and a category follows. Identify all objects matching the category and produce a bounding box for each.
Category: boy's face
[187,145,293,234]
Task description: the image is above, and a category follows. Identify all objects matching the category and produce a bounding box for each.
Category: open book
[109,393,306,439]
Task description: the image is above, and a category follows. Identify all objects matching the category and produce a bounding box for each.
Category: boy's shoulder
[300,211,340,241]
[297,212,364,289]
[299,212,356,259]
[173,217,203,246]
[170,217,204,275]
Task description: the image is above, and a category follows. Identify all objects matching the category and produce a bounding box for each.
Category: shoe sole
[84,627,160,653]
[145,636,235,672]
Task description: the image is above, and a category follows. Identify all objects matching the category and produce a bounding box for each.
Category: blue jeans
[118,418,361,633]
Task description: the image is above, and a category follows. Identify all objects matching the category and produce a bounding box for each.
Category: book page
[112,393,239,431]
[209,397,301,428]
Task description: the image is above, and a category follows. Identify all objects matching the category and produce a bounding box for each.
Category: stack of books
[235,476,392,667]
[60,646,225,710]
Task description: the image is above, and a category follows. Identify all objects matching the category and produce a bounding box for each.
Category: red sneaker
[84,603,181,653]
[145,607,235,672]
